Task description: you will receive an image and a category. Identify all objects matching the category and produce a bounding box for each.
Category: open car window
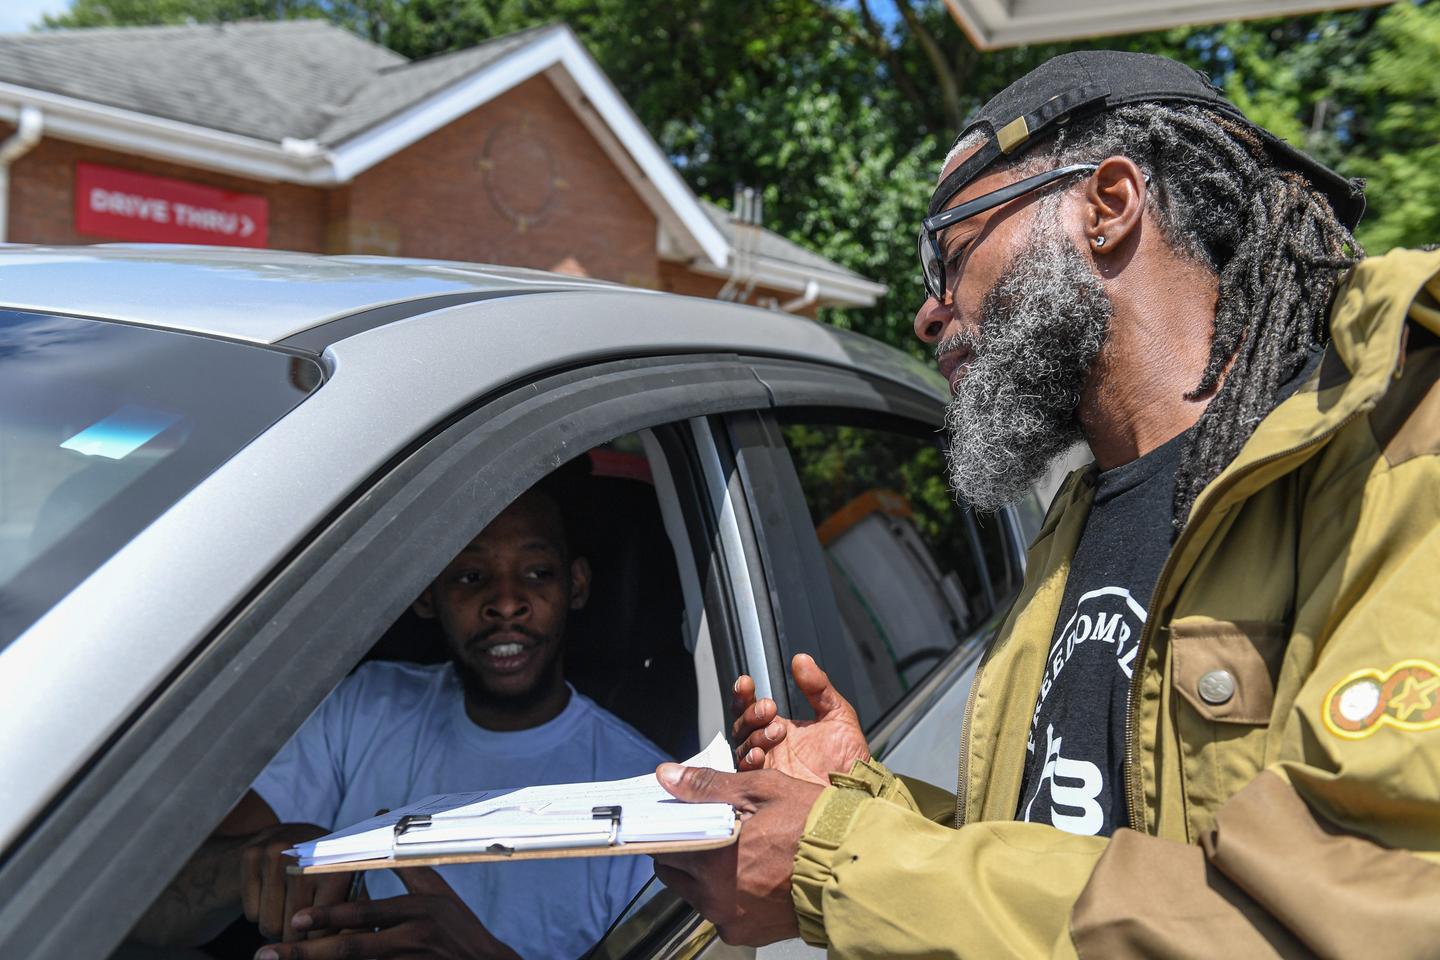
[112,432,723,960]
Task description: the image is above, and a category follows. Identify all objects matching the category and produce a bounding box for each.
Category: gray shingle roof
[700,200,869,282]
[318,25,557,144]
[0,19,558,146]
[0,20,404,142]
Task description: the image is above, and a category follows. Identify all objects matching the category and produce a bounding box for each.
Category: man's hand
[253,867,521,960]
[651,764,824,946]
[240,822,348,942]
[731,653,869,786]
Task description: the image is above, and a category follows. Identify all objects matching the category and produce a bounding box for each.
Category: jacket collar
[1186,247,1440,526]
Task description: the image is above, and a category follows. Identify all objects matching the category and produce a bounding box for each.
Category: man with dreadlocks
[649,52,1440,956]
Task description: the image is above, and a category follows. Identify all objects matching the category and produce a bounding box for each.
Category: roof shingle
[700,200,867,282]
[0,20,403,142]
[318,25,556,144]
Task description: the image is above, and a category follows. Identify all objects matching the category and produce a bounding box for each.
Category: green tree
[43,0,324,27]
[1187,1,1440,254]
[1346,2,1440,252]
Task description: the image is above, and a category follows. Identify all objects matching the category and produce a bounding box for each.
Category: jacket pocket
[1169,618,1289,839]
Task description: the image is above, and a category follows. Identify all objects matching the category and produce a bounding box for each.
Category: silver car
[0,245,1050,960]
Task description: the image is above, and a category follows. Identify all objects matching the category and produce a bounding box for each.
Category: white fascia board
[684,253,888,308]
[327,27,729,269]
[0,82,336,184]
[948,0,1391,49]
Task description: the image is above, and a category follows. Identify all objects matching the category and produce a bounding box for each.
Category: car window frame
[749,409,1021,735]
[727,358,1028,730]
[591,359,1033,960]
[0,353,775,960]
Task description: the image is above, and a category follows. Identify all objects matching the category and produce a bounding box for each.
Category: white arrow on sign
[240,214,255,237]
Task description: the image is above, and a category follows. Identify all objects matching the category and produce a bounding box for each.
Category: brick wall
[3,125,329,252]
[340,75,660,288]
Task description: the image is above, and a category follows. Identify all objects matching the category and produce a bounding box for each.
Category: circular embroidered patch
[1323,659,1440,739]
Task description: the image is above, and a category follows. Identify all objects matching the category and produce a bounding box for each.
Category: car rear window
[0,308,322,646]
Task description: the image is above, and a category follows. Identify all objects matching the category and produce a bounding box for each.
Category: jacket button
[1198,669,1236,705]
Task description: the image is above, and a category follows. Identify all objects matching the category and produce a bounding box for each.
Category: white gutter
[779,279,820,314]
[0,83,337,184]
[0,105,43,241]
[685,253,886,308]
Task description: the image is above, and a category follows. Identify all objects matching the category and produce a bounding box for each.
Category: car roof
[0,241,945,402]
[0,243,632,344]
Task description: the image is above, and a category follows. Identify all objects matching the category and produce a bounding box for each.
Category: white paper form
[288,731,736,866]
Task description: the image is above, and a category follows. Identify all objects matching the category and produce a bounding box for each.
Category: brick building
[0,21,883,315]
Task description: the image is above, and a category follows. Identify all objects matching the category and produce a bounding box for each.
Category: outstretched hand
[253,867,521,960]
[731,653,869,786]
[651,765,824,946]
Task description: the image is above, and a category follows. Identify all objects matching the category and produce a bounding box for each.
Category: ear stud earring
[1093,236,1107,248]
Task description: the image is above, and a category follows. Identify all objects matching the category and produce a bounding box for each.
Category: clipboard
[290,809,740,876]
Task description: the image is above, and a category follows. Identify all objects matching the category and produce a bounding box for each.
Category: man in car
[132,472,666,959]
[648,51,1440,956]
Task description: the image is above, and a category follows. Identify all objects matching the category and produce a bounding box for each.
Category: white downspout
[0,106,44,242]
[779,278,820,314]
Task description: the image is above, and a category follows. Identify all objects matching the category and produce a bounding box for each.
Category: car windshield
[0,308,322,647]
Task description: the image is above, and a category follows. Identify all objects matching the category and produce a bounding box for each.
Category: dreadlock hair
[986,103,1361,530]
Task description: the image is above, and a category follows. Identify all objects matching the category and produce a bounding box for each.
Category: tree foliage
[43,0,1440,350]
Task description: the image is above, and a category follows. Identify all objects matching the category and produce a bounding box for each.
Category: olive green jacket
[791,247,1440,959]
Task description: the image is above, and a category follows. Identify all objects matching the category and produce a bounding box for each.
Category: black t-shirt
[1015,430,1186,837]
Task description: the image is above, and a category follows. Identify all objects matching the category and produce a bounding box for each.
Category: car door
[743,364,1030,960]
[733,357,1029,783]
[589,357,1035,960]
[0,348,782,960]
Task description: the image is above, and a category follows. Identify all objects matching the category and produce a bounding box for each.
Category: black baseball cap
[929,50,1365,229]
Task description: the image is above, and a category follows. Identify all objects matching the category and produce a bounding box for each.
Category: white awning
[944,0,1393,49]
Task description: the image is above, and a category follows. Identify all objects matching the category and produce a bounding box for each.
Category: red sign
[75,163,268,247]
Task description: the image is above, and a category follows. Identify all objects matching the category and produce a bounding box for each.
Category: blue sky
[840,0,902,29]
[0,0,69,33]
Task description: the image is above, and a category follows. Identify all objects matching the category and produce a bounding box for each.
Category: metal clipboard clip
[592,805,622,846]
[391,805,624,858]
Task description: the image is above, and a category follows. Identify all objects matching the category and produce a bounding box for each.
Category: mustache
[936,330,981,358]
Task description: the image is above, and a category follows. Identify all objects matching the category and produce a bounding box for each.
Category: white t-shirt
[252,661,668,959]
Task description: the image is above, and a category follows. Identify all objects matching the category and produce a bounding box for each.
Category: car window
[0,308,321,646]
[111,432,723,960]
[776,416,1018,730]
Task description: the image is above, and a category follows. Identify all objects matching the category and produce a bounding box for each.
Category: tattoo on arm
[126,834,250,948]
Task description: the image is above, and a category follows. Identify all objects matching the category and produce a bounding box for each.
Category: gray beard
[942,214,1111,512]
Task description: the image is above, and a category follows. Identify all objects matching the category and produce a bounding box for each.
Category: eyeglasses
[917,162,1099,303]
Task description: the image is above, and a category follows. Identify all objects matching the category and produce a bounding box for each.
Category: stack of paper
[287,732,736,867]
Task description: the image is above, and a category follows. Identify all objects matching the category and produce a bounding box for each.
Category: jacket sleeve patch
[1323,659,1440,739]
